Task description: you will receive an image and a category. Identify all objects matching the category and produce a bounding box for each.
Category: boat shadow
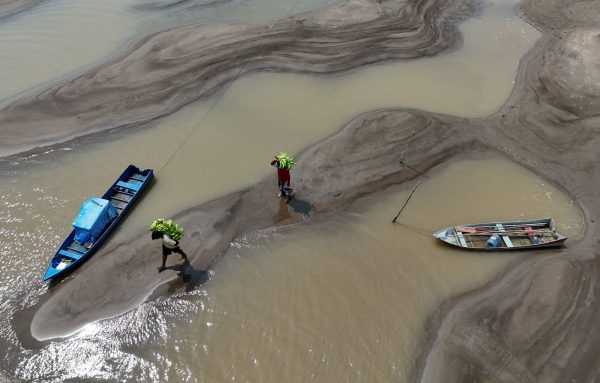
[46,262,84,289]
[47,274,67,289]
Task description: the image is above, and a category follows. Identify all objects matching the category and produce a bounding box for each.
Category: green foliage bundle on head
[149,218,184,241]
[276,152,295,169]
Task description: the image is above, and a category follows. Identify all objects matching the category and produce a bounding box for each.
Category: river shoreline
[5,0,599,380]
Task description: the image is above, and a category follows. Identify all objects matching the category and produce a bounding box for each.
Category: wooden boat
[433,218,567,250]
[42,165,153,281]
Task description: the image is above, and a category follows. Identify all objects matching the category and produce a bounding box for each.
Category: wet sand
[28,109,472,340]
[134,0,232,10]
[5,0,599,380]
[0,0,42,19]
[0,0,476,157]
[413,1,600,380]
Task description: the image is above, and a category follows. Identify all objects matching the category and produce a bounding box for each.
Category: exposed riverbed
[1,0,598,381]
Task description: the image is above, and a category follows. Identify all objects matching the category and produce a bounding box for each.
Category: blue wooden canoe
[42,165,153,281]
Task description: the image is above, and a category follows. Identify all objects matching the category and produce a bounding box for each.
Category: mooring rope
[155,67,244,174]
[156,0,307,174]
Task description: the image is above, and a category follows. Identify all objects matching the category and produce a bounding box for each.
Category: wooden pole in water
[392,180,421,223]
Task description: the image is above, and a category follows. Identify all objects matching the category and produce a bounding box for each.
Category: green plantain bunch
[149,218,184,241]
[276,152,295,170]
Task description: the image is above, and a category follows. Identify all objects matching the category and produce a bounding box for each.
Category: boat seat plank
[126,178,144,185]
[112,192,133,201]
[113,186,134,196]
[457,232,468,247]
[109,198,127,207]
[116,180,141,192]
[68,241,89,252]
[66,245,87,254]
[110,196,130,204]
[129,175,146,182]
[496,224,513,248]
[113,189,133,196]
[58,249,84,261]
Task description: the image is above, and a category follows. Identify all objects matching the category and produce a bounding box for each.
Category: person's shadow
[285,194,314,215]
[165,261,209,293]
[273,195,314,224]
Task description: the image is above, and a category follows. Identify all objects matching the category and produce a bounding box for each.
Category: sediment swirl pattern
[0,0,475,156]
[0,0,43,19]
[413,0,600,381]
[11,0,600,380]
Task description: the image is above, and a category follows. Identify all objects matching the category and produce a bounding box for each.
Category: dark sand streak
[0,0,476,157]
[134,0,231,11]
[0,0,43,19]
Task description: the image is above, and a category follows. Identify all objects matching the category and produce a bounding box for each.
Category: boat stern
[433,228,458,246]
[42,266,59,281]
[42,255,71,281]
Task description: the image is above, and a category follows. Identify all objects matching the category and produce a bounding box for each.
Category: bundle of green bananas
[149,218,184,241]
[276,152,295,169]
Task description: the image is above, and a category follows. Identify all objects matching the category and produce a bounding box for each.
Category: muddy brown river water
[0,0,585,381]
[116,151,581,382]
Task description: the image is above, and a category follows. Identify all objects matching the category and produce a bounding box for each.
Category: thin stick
[400,130,416,163]
[400,161,430,179]
[398,129,430,179]
[392,181,421,223]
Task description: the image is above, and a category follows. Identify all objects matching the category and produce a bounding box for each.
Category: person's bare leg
[157,253,167,272]
[177,248,189,263]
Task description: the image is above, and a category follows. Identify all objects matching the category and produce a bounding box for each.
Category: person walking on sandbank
[150,218,188,272]
[270,152,295,198]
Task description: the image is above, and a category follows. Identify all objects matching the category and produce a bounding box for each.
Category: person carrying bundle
[150,218,188,272]
[270,152,295,198]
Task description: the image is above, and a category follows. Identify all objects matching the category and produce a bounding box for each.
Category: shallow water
[145,152,581,383]
[0,0,541,243]
[0,0,555,381]
[0,0,337,102]
[12,152,584,381]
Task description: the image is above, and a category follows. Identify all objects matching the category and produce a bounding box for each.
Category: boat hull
[433,218,567,251]
[42,165,153,281]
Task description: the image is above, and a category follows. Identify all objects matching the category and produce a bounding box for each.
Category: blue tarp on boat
[73,197,117,244]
